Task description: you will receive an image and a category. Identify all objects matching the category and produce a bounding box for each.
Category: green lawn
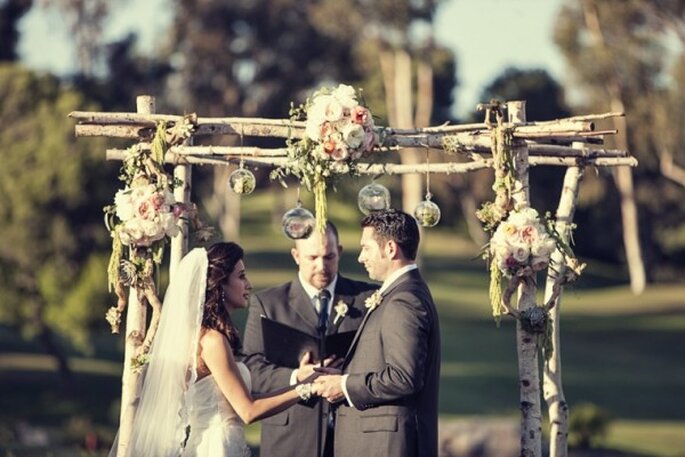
[1,193,684,456]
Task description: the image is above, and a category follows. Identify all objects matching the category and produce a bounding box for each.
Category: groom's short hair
[361,209,420,260]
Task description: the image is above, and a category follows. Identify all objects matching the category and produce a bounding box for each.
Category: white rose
[310,95,343,122]
[161,212,180,237]
[305,118,323,141]
[122,219,146,245]
[332,84,358,109]
[341,123,365,149]
[511,243,530,263]
[163,189,175,207]
[508,207,539,226]
[114,190,135,221]
[531,234,555,257]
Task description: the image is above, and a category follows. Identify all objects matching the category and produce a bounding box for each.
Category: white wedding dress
[183,362,252,457]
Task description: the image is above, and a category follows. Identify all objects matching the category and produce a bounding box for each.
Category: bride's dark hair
[203,242,244,353]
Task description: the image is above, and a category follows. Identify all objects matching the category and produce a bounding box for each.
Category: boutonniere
[333,300,349,325]
[364,290,383,312]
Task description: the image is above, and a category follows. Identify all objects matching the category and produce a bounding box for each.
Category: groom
[314,209,441,457]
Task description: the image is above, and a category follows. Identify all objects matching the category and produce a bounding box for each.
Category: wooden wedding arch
[70,95,636,457]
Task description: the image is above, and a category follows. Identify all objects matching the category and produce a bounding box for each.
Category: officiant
[243,221,377,457]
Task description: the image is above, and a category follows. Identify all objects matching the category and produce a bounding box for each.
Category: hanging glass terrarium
[414,194,441,227]
[281,202,315,240]
[228,167,256,195]
[357,182,391,215]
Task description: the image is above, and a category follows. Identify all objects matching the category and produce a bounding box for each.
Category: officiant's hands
[296,352,343,382]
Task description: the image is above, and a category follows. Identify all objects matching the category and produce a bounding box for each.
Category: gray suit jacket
[243,275,377,457]
[334,269,440,457]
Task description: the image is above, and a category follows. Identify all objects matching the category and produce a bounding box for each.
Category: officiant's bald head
[291,222,342,290]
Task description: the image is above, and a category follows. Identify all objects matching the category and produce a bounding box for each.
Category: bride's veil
[113,247,208,457]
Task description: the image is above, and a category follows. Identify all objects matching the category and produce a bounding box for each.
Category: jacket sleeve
[344,291,430,409]
[242,294,295,393]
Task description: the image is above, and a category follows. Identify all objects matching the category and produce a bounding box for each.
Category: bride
[116,242,315,456]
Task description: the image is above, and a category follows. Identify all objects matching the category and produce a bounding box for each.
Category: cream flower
[333,300,349,325]
[342,123,365,149]
[364,290,383,311]
[332,84,358,109]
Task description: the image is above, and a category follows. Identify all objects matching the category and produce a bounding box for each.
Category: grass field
[1,193,684,456]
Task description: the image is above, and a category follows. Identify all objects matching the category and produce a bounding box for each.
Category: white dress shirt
[289,274,338,384]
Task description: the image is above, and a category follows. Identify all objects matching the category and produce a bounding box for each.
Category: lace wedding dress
[183,362,252,457]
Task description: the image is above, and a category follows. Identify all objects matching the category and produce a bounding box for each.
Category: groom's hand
[313,375,345,403]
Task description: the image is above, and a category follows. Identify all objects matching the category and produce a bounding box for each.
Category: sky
[18,0,566,119]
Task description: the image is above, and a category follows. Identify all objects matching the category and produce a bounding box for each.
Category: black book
[260,316,356,368]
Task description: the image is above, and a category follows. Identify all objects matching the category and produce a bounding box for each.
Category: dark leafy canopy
[0,0,33,62]
[554,0,685,276]
[164,0,456,207]
[0,64,115,351]
[166,0,451,121]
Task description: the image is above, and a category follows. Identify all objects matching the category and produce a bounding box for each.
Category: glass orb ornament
[228,168,256,195]
[281,205,315,240]
[414,196,441,228]
[357,183,391,215]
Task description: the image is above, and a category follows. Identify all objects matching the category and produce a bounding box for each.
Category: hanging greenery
[270,84,378,234]
[102,117,211,336]
[472,103,585,340]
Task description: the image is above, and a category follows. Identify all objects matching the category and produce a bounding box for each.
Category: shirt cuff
[341,374,355,408]
[290,369,299,386]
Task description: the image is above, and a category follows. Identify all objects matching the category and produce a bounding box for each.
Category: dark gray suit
[334,269,440,457]
[243,275,377,457]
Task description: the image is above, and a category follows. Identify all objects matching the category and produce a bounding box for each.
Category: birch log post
[170,136,192,276]
[509,101,543,457]
[116,95,155,457]
[543,163,584,457]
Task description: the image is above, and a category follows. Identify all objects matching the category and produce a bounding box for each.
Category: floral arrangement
[112,181,183,247]
[271,84,378,233]
[489,207,556,277]
[104,120,212,338]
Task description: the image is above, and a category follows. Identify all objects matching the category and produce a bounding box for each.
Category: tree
[0,0,33,62]
[554,0,658,290]
[0,64,115,381]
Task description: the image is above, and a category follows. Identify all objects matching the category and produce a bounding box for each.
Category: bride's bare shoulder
[199,328,230,352]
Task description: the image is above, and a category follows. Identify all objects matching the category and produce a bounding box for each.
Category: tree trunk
[607,89,645,294]
[211,166,241,241]
[38,322,72,385]
[170,138,192,276]
[543,162,584,457]
[116,96,154,457]
[381,48,424,214]
[582,0,646,294]
[452,174,487,246]
[509,101,543,457]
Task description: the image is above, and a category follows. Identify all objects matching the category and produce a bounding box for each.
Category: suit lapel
[288,279,319,331]
[329,276,354,335]
[342,269,422,365]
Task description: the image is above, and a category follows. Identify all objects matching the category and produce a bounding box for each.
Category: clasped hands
[296,352,345,403]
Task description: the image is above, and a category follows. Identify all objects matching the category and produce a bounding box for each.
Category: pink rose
[136,201,154,220]
[150,193,166,211]
[519,225,539,244]
[352,106,371,125]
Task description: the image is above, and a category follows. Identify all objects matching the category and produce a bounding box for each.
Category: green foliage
[0,63,115,352]
[568,402,612,449]
[553,0,685,274]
